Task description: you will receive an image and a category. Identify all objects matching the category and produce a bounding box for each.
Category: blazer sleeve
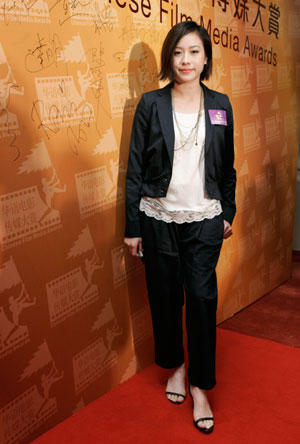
[125,94,149,238]
[220,95,237,225]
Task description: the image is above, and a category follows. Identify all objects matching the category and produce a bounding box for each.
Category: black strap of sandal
[166,391,186,399]
[195,417,214,424]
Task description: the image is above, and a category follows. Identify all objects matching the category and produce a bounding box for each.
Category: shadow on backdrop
[115,41,160,370]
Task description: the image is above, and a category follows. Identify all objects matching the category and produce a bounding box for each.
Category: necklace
[171,90,204,151]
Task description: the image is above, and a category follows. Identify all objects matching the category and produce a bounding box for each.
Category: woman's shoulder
[202,83,231,105]
[140,83,172,103]
[202,83,233,120]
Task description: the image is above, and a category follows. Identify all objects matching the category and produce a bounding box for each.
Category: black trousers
[140,212,224,390]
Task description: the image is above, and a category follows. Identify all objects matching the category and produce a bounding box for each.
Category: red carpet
[220,252,300,348]
[33,329,300,444]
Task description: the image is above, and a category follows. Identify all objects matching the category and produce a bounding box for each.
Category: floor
[31,252,300,444]
[219,251,300,348]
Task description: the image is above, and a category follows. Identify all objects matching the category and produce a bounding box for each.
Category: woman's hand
[223,220,233,239]
[124,237,143,257]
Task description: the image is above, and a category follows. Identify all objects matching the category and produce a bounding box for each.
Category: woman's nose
[182,52,190,64]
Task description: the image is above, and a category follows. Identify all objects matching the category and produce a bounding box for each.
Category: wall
[0,1,299,442]
[292,127,300,250]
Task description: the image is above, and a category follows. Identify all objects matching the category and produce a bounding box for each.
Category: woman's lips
[180,69,192,73]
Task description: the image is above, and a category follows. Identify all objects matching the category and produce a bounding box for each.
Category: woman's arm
[220,95,237,228]
[125,94,149,238]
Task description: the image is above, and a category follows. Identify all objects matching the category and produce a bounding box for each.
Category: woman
[124,21,236,434]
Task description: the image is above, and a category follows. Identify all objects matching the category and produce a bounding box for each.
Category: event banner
[0,0,299,442]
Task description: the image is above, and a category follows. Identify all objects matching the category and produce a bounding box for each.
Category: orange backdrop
[0,1,299,442]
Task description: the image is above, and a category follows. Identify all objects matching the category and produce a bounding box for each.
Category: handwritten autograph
[31,98,93,155]
[119,15,165,45]
[0,75,22,161]
[25,33,67,74]
[49,0,93,26]
[1,0,40,26]
[93,3,115,34]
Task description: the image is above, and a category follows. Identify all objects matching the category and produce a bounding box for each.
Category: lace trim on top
[140,197,223,224]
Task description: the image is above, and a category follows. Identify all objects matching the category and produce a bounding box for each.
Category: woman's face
[171,32,207,85]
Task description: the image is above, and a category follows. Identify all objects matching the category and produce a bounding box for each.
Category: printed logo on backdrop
[0,257,35,359]
[275,159,289,189]
[129,0,167,37]
[221,271,244,320]
[91,299,122,340]
[46,226,103,327]
[284,111,297,138]
[217,241,234,281]
[284,93,298,138]
[213,1,238,34]
[269,238,288,285]
[210,47,227,92]
[231,272,245,307]
[236,161,251,213]
[120,355,140,384]
[109,0,167,44]
[34,75,94,131]
[277,63,292,89]
[71,1,118,27]
[90,300,121,370]
[0,0,50,25]
[0,341,62,444]
[111,244,144,289]
[73,398,86,414]
[31,35,96,148]
[76,128,125,218]
[0,139,64,251]
[107,72,139,117]
[256,65,273,93]
[248,265,266,300]
[131,305,152,349]
[73,336,117,394]
[242,99,262,152]
[230,64,252,96]
[48,0,118,28]
[237,211,257,264]
[261,214,277,247]
[58,34,103,106]
[122,39,159,92]
[0,43,24,143]
[255,151,272,201]
[265,95,281,144]
[280,188,294,233]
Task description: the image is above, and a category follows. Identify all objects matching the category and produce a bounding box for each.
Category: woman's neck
[172,82,203,113]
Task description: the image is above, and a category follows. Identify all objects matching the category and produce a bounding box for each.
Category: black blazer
[125,82,236,238]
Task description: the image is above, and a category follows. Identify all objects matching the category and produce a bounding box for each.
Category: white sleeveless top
[139,109,222,224]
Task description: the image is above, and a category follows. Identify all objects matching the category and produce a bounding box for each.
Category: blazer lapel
[156,84,175,165]
[202,83,215,154]
[156,83,216,163]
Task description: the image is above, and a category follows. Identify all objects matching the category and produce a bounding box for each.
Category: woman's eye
[191,50,199,54]
[174,51,181,56]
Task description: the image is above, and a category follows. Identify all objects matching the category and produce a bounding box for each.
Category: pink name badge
[208,110,227,126]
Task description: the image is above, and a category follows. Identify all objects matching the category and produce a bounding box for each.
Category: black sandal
[193,417,214,434]
[188,385,214,434]
[165,391,186,405]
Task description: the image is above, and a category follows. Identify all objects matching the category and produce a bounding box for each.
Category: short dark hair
[159,21,212,82]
